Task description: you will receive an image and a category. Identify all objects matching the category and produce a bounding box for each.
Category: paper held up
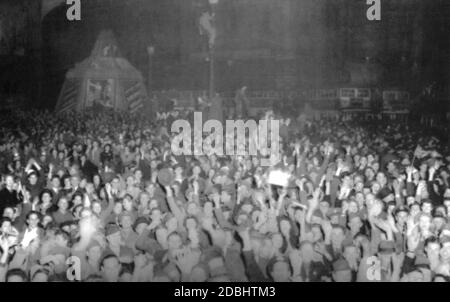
[267,170,291,187]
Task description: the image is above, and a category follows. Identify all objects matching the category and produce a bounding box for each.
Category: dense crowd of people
[0,106,449,282]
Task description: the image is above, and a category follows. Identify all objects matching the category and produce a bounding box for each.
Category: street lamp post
[147,46,155,92]
[208,0,218,100]
[209,43,215,100]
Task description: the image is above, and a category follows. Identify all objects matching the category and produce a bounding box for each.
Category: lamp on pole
[147,45,155,92]
[208,0,218,100]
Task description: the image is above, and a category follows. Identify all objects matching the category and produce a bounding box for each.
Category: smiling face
[419,215,431,232]
[27,213,40,229]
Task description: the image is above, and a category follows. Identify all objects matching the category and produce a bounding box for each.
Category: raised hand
[288,249,302,277]
[406,227,420,252]
[165,186,173,198]
[211,192,221,208]
[392,252,405,271]
[295,178,305,191]
[174,247,201,275]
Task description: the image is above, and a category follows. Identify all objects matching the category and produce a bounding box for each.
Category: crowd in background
[0,105,449,282]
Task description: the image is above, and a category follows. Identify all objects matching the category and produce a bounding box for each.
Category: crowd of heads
[0,107,449,282]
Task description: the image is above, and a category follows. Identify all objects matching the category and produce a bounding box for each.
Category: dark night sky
[0,0,449,108]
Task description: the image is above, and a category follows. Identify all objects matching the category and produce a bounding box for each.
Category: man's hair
[266,256,292,279]
[31,268,50,281]
[422,199,433,205]
[26,211,41,221]
[434,274,450,282]
[183,215,199,229]
[0,217,12,226]
[167,231,181,241]
[100,254,120,269]
[55,229,71,243]
[4,174,14,182]
[40,189,54,200]
[84,274,103,282]
[6,268,28,282]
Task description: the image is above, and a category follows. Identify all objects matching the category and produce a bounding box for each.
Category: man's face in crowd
[440,244,450,262]
[406,196,416,206]
[150,208,161,221]
[73,195,83,206]
[81,207,93,218]
[126,176,134,187]
[355,182,364,193]
[1,220,11,234]
[387,162,396,174]
[32,271,49,282]
[102,256,121,282]
[42,215,53,227]
[191,266,208,282]
[3,207,14,220]
[112,178,120,190]
[58,198,69,211]
[122,198,133,212]
[372,162,380,173]
[167,233,182,251]
[435,206,447,217]
[58,152,65,160]
[139,193,150,208]
[80,178,87,188]
[120,215,133,229]
[51,177,60,189]
[410,204,421,218]
[135,222,148,235]
[87,246,102,263]
[270,260,291,282]
[93,175,101,186]
[426,242,441,261]
[365,168,375,181]
[27,213,40,229]
[344,245,360,263]
[186,202,198,216]
[5,175,14,190]
[371,182,381,194]
[166,216,178,232]
[348,216,362,234]
[271,233,283,250]
[422,202,433,215]
[396,211,408,226]
[331,227,345,247]
[71,176,80,188]
[134,170,143,180]
[221,191,231,204]
[419,215,431,232]
[333,269,352,282]
[360,157,368,167]
[376,172,387,187]
[29,174,38,185]
[347,201,358,214]
[433,217,446,231]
